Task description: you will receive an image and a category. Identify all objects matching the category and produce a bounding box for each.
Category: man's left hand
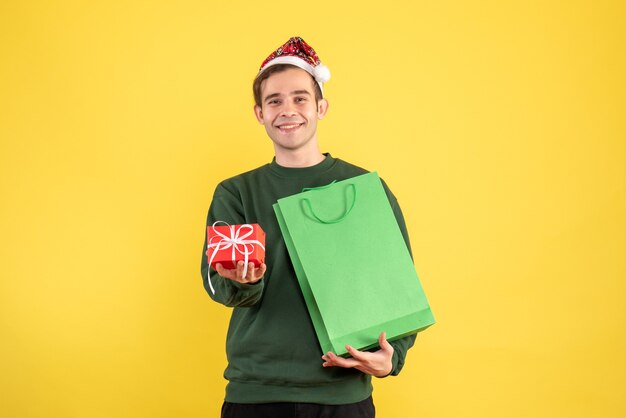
[321,332,394,377]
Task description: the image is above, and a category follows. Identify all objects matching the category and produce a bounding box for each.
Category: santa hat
[257,36,331,93]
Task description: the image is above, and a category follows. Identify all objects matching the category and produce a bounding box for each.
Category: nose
[279,101,297,117]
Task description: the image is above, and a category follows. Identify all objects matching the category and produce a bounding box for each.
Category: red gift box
[206,222,266,270]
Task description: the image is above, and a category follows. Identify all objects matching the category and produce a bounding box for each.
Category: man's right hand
[215,261,266,285]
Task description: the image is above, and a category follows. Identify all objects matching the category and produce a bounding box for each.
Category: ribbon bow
[206,221,265,294]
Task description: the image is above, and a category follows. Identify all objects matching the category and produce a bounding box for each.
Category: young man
[201,37,416,418]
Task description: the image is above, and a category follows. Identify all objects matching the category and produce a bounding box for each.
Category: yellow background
[1,1,624,417]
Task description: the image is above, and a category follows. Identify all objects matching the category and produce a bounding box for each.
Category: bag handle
[301,182,357,224]
[302,180,338,193]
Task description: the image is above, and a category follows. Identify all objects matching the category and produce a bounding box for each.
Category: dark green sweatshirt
[200,154,416,404]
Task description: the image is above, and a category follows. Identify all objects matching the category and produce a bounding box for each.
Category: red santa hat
[257,36,331,93]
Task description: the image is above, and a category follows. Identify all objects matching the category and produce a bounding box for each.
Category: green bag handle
[301,181,357,224]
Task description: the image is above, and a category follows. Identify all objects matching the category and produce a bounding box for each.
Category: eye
[295,97,307,103]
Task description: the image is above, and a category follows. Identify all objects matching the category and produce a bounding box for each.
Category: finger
[256,263,267,278]
[321,354,330,365]
[217,263,240,281]
[243,263,254,281]
[345,345,368,361]
[323,352,360,369]
[324,356,360,369]
[378,331,393,351]
[323,351,344,365]
[379,332,394,353]
[246,262,255,280]
[215,263,230,279]
[235,261,245,280]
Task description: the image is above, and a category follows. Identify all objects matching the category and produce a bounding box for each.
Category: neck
[274,145,325,168]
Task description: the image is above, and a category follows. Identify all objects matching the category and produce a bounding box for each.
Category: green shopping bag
[273,172,435,356]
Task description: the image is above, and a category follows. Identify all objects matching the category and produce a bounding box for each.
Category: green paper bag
[273,172,435,356]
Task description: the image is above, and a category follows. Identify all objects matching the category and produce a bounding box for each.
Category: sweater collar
[268,153,336,177]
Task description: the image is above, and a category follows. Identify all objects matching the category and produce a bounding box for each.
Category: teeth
[279,124,301,129]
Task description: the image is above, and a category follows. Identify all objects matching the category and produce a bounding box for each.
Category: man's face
[254,67,328,153]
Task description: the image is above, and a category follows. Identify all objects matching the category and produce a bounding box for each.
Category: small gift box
[206,222,266,271]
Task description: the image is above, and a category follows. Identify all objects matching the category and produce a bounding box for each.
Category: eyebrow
[264,90,312,103]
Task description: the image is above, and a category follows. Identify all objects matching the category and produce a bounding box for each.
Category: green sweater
[200,154,416,404]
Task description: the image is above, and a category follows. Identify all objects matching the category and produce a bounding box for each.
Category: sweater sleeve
[200,182,264,307]
[379,179,418,377]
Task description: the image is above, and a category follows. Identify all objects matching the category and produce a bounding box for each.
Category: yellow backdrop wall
[1,1,624,417]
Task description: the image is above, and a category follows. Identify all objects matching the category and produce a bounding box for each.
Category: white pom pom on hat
[312,63,331,84]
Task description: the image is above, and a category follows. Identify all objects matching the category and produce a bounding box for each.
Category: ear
[253,105,264,124]
[317,98,329,119]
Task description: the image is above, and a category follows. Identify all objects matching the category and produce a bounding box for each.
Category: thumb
[379,332,394,353]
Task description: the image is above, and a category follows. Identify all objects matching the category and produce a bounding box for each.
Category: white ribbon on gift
[206,221,265,294]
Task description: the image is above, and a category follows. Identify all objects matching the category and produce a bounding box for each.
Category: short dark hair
[253,64,323,108]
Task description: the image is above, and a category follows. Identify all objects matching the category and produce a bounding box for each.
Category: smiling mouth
[276,123,304,132]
